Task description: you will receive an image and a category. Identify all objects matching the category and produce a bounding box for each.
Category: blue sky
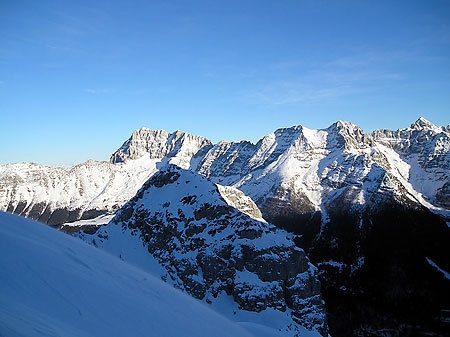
[1,0,449,165]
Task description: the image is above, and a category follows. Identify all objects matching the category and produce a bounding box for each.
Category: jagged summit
[325,120,371,150]
[410,117,442,132]
[109,119,447,169]
[330,120,359,129]
[110,128,212,165]
[110,128,169,163]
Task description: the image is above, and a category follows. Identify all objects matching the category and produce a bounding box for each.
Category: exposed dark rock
[47,208,78,226]
[436,181,450,208]
[80,209,105,221]
[60,223,102,235]
[291,194,450,337]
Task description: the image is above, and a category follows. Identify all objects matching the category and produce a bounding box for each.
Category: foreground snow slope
[0,211,263,337]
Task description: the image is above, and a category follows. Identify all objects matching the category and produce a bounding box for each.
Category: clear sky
[1,0,449,165]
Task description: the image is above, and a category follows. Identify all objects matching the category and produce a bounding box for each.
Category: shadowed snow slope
[0,211,264,337]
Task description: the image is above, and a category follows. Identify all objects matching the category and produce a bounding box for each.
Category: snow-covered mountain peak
[119,164,265,227]
[372,117,449,159]
[333,120,358,129]
[110,128,212,165]
[267,125,306,148]
[110,128,169,163]
[326,120,371,151]
[410,117,443,133]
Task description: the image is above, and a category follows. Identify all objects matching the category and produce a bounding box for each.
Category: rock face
[216,184,264,220]
[78,165,327,336]
[110,128,212,166]
[372,118,450,209]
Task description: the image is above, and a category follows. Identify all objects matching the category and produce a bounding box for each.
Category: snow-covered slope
[0,211,264,337]
[0,158,156,225]
[196,119,450,220]
[76,165,327,337]
[372,117,450,209]
[0,129,211,225]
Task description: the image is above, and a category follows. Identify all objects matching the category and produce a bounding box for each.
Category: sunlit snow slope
[0,211,271,337]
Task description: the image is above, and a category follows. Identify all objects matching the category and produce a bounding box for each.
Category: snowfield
[0,211,322,337]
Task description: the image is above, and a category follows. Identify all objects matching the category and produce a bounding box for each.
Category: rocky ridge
[2,118,448,227]
[77,165,328,336]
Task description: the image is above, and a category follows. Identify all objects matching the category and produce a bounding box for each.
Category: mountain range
[1,117,449,336]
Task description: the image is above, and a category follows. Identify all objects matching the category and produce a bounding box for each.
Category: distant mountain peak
[131,127,168,138]
[326,120,371,150]
[333,119,358,129]
[414,116,433,126]
[327,120,366,136]
[410,117,443,133]
[110,128,212,164]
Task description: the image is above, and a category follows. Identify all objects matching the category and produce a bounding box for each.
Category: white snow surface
[63,213,115,227]
[0,211,307,337]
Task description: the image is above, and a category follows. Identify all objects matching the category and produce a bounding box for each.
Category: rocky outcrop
[326,121,372,151]
[78,165,328,336]
[216,184,264,220]
[436,181,450,208]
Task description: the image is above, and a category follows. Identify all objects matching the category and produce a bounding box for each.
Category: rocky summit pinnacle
[110,128,212,164]
[410,116,442,131]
